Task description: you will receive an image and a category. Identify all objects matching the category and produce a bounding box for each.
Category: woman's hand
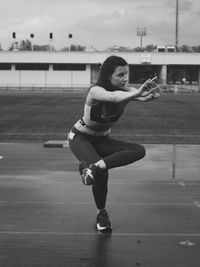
[138,77,161,98]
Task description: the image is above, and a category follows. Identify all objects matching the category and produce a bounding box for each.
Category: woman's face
[110,65,128,90]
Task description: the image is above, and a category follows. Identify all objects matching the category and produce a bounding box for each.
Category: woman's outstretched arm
[89,78,158,104]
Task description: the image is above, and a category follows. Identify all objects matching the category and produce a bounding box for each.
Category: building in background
[0,51,200,91]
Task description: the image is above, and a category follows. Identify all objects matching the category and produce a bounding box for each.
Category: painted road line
[0,231,200,237]
[0,200,195,206]
[43,140,69,148]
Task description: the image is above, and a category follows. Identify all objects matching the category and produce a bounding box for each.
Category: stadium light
[30,33,34,51]
[68,33,73,51]
[12,32,18,51]
[49,33,53,51]
[136,27,147,50]
[175,0,179,51]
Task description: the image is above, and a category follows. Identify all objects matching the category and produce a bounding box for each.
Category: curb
[43,140,69,148]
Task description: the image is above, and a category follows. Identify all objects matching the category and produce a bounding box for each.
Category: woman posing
[68,55,160,231]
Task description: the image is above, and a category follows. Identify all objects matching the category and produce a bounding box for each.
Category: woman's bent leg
[96,137,146,169]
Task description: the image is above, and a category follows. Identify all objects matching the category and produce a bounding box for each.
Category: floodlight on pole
[12,32,16,51]
[175,0,179,51]
[68,33,72,51]
[30,33,34,51]
[137,27,147,50]
[49,33,53,51]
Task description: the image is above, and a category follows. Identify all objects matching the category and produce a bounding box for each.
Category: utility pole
[175,0,179,51]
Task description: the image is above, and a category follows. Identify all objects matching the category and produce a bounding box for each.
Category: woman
[68,55,160,232]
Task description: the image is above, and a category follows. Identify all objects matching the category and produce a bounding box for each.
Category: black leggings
[68,130,146,209]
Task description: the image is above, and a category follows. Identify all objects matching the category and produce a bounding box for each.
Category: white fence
[0,83,199,94]
[160,85,200,94]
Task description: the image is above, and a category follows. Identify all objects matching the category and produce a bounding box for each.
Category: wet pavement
[0,142,200,267]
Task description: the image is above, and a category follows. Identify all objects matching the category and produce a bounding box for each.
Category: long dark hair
[96,55,128,91]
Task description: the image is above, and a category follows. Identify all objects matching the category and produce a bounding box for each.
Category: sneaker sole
[96,223,112,231]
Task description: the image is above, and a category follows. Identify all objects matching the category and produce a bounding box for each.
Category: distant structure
[157,45,176,53]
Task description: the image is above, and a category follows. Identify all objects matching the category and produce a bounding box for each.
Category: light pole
[49,33,53,51]
[12,32,17,51]
[30,33,34,51]
[68,33,72,51]
[175,0,179,51]
[137,27,147,50]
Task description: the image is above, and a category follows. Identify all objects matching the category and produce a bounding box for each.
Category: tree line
[0,40,200,52]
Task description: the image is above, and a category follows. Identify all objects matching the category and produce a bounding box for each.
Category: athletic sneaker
[79,162,99,186]
[96,209,112,231]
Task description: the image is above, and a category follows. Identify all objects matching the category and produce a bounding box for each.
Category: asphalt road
[0,142,200,267]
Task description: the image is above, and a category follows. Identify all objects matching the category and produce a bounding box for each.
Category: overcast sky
[0,0,199,50]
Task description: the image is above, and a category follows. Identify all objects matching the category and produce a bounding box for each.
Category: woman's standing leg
[92,169,108,209]
[69,132,112,231]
